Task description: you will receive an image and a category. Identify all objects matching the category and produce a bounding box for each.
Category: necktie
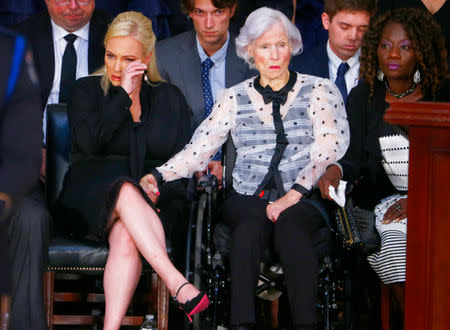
[201,58,214,117]
[335,62,349,103]
[59,34,77,103]
[201,58,221,161]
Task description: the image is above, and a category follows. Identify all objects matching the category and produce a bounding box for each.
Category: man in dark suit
[18,0,108,111]
[0,27,42,329]
[290,0,376,101]
[156,0,254,182]
[156,0,253,129]
[9,1,109,329]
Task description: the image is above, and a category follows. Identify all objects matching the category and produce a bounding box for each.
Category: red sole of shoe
[188,295,210,317]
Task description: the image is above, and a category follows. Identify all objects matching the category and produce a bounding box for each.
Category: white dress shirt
[327,41,360,93]
[43,20,90,142]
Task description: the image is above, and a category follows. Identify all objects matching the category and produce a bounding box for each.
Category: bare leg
[103,183,201,329]
[103,221,142,330]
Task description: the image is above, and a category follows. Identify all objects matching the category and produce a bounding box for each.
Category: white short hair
[235,7,303,68]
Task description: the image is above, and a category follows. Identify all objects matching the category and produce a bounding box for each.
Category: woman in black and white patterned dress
[318,8,450,316]
[141,7,350,328]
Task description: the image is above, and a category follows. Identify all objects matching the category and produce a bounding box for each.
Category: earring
[377,69,385,81]
[249,57,254,64]
[144,74,149,82]
[413,68,421,83]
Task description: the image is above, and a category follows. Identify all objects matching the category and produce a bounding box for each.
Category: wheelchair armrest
[196,174,219,193]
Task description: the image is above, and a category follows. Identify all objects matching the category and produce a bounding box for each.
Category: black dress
[56,76,192,239]
[339,78,450,209]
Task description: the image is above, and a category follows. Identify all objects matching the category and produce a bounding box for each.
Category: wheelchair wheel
[189,190,229,330]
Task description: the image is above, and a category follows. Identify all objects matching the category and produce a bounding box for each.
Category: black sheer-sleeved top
[57,75,192,236]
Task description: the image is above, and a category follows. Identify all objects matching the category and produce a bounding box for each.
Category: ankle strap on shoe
[174,282,190,302]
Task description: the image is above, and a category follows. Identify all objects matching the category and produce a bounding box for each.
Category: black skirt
[54,159,157,240]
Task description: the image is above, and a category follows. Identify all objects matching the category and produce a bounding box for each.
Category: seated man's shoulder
[348,80,371,99]
[156,30,194,52]
[90,9,112,29]
[14,10,48,31]
[290,44,326,73]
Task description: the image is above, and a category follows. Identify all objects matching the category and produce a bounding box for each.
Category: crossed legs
[103,183,199,330]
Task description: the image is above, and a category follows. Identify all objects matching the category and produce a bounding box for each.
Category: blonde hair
[94,11,164,94]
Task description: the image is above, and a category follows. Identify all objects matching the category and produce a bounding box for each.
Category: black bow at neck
[254,71,297,105]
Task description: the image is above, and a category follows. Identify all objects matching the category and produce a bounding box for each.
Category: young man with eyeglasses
[11,2,109,329]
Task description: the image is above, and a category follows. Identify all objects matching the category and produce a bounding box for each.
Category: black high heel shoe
[172,282,210,322]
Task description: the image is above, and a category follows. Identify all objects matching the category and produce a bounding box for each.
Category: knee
[117,182,139,203]
[276,202,323,235]
[115,182,142,213]
[274,214,302,241]
[108,220,139,259]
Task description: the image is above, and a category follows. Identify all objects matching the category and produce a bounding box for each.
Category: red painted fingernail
[157,208,160,213]
[156,191,160,196]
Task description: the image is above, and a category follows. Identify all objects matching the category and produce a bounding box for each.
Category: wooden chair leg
[157,275,169,330]
[43,271,55,330]
[0,295,11,330]
[381,284,391,330]
[269,298,279,329]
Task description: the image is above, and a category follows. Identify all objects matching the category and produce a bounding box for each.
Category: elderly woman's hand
[382,198,407,224]
[266,190,302,222]
[140,173,160,204]
[317,164,342,201]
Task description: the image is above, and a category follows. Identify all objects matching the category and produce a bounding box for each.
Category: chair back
[45,104,71,209]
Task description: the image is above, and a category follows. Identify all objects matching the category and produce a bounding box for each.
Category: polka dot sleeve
[156,88,237,182]
[294,78,350,190]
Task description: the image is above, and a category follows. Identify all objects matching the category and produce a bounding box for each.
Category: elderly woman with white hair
[141,7,349,329]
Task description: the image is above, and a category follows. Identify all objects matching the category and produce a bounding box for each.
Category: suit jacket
[155,30,256,129]
[16,9,109,108]
[289,41,329,78]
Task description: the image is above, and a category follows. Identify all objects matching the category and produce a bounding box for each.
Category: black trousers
[8,187,51,330]
[222,193,327,327]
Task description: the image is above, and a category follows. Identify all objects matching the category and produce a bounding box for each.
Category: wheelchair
[183,137,355,330]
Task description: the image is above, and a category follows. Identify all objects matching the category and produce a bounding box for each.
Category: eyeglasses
[55,0,92,6]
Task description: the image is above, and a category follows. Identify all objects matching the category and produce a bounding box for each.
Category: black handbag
[334,199,380,254]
